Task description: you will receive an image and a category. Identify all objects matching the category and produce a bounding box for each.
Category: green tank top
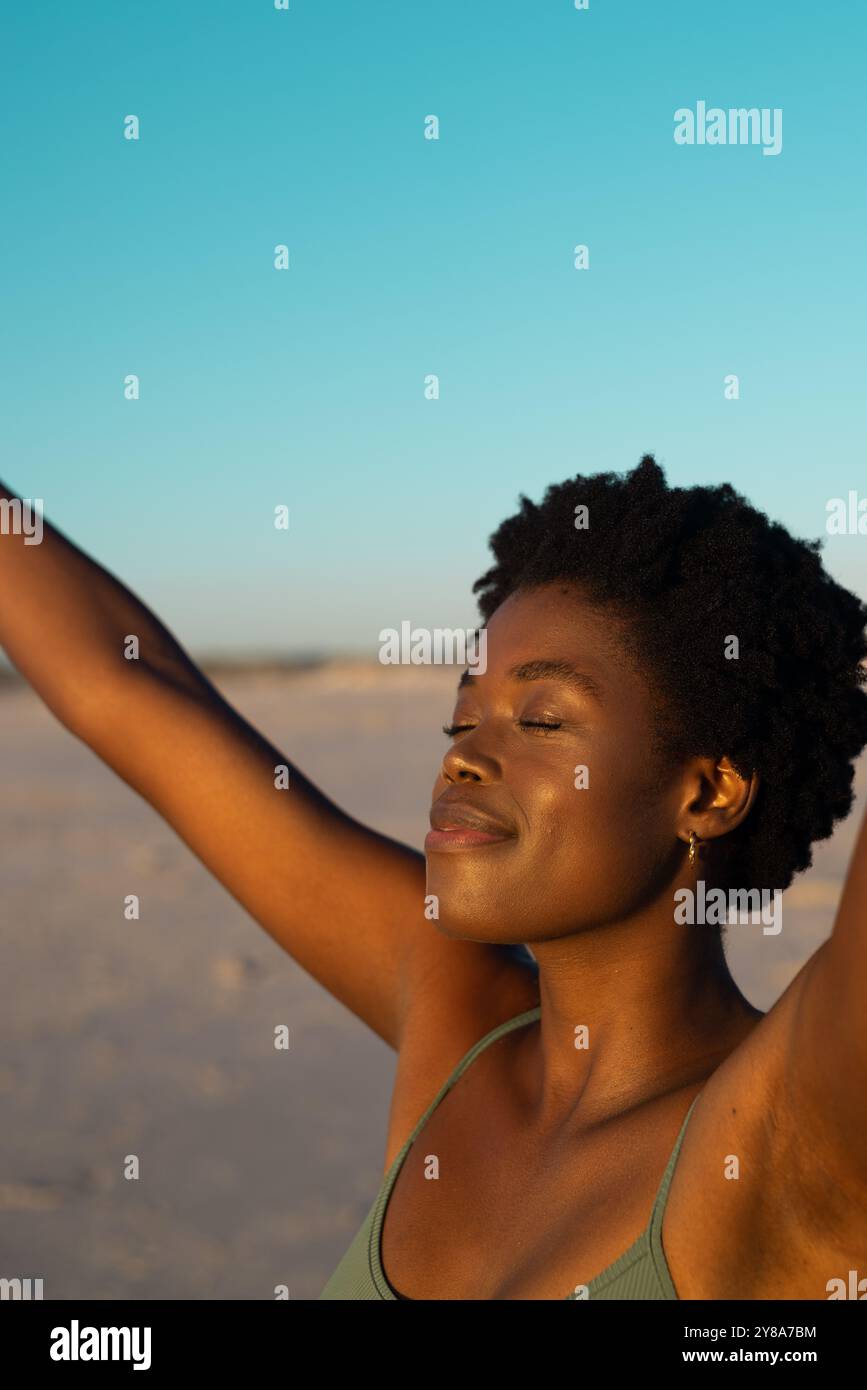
[319,1005,700,1300]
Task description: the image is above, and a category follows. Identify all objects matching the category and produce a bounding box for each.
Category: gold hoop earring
[688,830,699,865]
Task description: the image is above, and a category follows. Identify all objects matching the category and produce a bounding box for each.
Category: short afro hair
[472,454,867,895]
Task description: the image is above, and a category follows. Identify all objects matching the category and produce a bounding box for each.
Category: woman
[2,454,867,1300]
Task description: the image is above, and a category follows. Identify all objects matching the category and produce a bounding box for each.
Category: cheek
[529,751,640,839]
[527,758,670,889]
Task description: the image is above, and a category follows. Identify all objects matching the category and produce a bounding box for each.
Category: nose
[441,737,499,785]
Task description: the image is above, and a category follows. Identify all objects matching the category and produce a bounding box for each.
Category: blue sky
[2,1,865,655]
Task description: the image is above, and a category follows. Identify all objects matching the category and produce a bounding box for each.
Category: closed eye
[442,720,563,736]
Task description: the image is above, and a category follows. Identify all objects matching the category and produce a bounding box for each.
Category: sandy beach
[1,662,864,1299]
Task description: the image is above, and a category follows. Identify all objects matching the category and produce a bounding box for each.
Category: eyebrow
[457,658,605,704]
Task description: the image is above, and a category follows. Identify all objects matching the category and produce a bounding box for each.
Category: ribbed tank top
[319,1004,700,1300]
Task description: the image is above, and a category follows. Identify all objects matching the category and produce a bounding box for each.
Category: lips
[425,798,517,852]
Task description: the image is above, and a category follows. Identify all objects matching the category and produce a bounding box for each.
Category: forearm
[0,481,210,731]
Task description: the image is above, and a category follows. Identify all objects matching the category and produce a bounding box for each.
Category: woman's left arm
[790,799,867,1186]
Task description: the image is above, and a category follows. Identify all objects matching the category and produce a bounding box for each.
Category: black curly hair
[472,454,867,897]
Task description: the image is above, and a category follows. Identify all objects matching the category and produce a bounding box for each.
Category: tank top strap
[645,1092,702,1289]
[393,1005,542,1156]
[368,1004,542,1299]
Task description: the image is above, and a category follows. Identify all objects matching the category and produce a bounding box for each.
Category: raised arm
[738,792,867,1278]
[793,800,867,1171]
[0,482,527,1049]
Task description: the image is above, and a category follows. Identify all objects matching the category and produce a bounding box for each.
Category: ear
[677,755,760,844]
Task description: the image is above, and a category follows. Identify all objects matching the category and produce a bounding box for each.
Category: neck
[522,907,761,1133]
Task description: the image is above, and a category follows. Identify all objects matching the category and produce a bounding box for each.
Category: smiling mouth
[424,825,516,851]
[425,800,518,852]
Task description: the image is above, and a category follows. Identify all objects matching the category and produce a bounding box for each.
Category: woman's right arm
[0,483,527,1049]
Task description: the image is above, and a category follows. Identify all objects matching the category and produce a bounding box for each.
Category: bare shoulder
[383,943,540,1172]
[664,942,867,1299]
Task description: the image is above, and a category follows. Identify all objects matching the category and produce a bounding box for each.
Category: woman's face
[426,583,688,943]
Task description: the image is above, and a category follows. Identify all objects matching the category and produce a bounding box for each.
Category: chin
[431,902,527,946]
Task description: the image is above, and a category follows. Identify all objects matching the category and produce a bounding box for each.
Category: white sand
[0,664,863,1299]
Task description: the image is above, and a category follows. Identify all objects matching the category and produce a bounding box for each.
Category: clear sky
[2,1,865,656]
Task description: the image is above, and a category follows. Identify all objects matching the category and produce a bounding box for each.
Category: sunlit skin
[422,583,764,1130]
[2,477,867,1299]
